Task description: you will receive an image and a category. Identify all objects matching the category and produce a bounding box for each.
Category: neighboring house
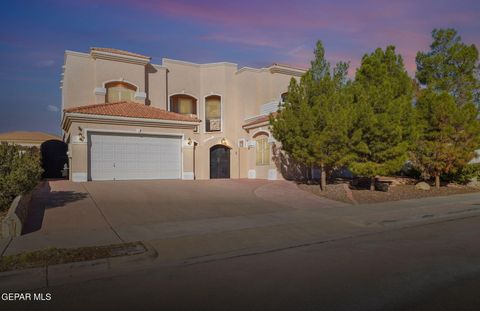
[0,131,61,147]
[61,47,305,182]
[0,131,68,178]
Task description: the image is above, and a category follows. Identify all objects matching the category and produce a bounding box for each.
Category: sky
[0,0,478,135]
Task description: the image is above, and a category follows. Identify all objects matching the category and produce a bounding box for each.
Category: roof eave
[62,112,200,132]
[91,50,151,65]
[242,120,270,130]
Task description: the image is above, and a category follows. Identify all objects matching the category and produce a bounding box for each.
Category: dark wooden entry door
[210,145,230,179]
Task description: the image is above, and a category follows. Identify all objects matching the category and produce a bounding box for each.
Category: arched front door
[210,145,230,179]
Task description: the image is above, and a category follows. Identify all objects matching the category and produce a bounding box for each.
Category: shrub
[442,163,480,184]
[0,143,43,212]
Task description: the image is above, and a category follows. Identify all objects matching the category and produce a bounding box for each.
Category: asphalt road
[5,214,480,311]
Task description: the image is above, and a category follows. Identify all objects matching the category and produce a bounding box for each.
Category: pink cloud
[200,33,280,48]
[44,0,480,77]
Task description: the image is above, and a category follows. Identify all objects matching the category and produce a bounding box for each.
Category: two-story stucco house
[61,47,305,182]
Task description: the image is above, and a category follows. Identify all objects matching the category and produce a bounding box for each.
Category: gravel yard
[299,182,480,204]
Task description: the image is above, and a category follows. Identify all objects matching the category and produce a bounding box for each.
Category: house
[60,48,305,182]
[0,131,61,147]
[0,131,68,178]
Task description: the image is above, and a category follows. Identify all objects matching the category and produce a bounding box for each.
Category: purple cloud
[1,0,479,135]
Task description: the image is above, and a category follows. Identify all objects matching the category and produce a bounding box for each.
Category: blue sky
[0,0,478,135]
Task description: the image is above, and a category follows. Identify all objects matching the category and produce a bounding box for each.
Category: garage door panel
[89,133,181,181]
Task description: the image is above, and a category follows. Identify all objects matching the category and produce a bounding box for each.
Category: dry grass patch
[0,241,146,272]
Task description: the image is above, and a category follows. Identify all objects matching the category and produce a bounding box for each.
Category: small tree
[413,28,480,188]
[271,40,353,191]
[349,46,415,190]
[311,61,355,190]
[413,90,480,188]
[271,77,317,180]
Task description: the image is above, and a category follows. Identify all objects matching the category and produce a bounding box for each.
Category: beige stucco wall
[148,65,168,109]
[63,51,168,110]
[94,59,145,99]
[63,52,95,109]
[62,50,302,181]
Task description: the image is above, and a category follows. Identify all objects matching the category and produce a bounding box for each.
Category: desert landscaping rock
[467,178,480,189]
[375,182,390,192]
[415,182,431,191]
[298,183,353,204]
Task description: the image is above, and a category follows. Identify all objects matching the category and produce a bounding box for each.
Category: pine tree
[271,76,317,175]
[413,29,480,188]
[349,46,415,190]
[413,89,480,188]
[416,28,479,107]
[271,40,354,191]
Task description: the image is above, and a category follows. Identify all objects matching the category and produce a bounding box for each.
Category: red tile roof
[65,102,199,122]
[90,47,151,60]
[243,113,277,128]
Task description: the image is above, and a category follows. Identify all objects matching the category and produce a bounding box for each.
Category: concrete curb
[0,237,12,256]
[0,242,158,291]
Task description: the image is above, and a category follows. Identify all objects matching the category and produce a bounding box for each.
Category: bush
[0,143,43,212]
[442,163,480,184]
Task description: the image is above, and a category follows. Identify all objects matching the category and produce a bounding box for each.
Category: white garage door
[88,132,181,181]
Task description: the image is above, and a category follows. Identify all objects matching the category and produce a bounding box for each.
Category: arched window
[254,132,270,166]
[169,94,197,115]
[205,95,221,132]
[280,92,288,103]
[105,82,136,103]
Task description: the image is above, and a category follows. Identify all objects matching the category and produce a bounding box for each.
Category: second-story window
[205,95,221,132]
[170,94,197,115]
[106,82,136,103]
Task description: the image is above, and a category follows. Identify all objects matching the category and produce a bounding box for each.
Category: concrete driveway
[3,180,480,311]
[5,178,480,263]
[5,179,344,255]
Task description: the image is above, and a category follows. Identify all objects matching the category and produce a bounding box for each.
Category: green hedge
[442,163,480,184]
[0,143,43,212]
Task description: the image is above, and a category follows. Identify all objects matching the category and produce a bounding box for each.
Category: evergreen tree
[271,40,354,190]
[271,77,317,175]
[349,46,415,190]
[416,28,479,107]
[311,61,355,190]
[412,89,480,188]
[413,29,480,188]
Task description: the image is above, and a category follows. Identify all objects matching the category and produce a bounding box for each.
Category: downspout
[193,143,196,180]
